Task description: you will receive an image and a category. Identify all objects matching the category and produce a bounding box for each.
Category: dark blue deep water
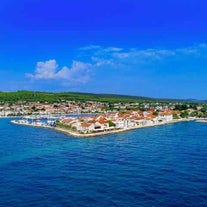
[0,119,207,207]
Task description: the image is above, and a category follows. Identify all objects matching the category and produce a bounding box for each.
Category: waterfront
[11,117,193,138]
[0,118,207,206]
[11,109,189,137]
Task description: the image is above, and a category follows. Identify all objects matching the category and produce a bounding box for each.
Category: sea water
[0,119,207,207]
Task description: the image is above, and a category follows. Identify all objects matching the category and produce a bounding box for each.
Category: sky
[1,0,207,99]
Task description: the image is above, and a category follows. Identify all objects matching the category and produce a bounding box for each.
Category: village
[0,100,206,118]
[57,109,176,135]
[0,101,107,116]
[6,99,207,136]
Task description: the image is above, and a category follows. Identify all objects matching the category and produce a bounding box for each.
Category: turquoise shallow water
[0,119,207,207]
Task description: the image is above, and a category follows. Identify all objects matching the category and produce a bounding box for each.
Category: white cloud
[26,59,58,79]
[56,61,92,83]
[113,49,177,61]
[91,57,114,66]
[26,43,207,87]
[103,47,123,52]
[26,59,92,84]
[79,45,102,51]
[79,45,123,52]
[78,45,179,66]
[79,44,207,68]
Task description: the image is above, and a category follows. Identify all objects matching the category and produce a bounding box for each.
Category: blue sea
[0,119,207,207]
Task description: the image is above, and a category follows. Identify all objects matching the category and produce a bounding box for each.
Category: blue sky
[1,0,207,99]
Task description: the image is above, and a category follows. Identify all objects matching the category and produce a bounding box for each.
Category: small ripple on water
[0,120,207,206]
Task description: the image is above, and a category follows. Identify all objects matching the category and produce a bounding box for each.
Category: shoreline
[54,119,193,138]
[0,113,99,119]
[11,118,194,138]
[195,119,207,123]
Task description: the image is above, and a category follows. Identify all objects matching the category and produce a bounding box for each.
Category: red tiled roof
[99,119,107,124]
[81,123,91,127]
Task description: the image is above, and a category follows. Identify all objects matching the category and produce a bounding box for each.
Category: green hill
[0,91,154,104]
[0,91,201,104]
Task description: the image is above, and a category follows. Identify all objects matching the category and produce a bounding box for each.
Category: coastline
[54,119,192,138]
[11,118,193,138]
[195,119,207,123]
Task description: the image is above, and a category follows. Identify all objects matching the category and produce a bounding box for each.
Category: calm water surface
[0,119,207,207]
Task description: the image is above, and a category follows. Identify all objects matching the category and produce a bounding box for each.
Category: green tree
[153,111,159,116]
[180,110,189,118]
[107,120,116,127]
[173,114,179,119]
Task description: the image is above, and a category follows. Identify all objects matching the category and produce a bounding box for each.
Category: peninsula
[11,109,194,138]
[3,91,206,137]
